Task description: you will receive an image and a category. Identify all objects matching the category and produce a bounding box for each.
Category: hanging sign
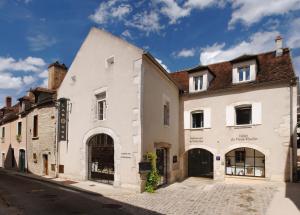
[58,98,68,141]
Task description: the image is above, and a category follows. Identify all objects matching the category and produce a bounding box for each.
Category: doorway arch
[87,133,114,184]
[188,148,214,178]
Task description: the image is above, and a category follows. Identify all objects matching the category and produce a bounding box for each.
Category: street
[0,170,158,215]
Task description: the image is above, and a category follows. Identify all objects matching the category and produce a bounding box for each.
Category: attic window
[238,66,250,82]
[106,56,114,68]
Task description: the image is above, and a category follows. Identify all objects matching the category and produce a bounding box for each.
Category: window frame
[235,105,252,125]
[238,66,251,83]
[96,92,106,121]
[163,101,170,126]
[193,75,204,91]
[33,115,38,138]
[17,122,22,136]
[191,111,204,129]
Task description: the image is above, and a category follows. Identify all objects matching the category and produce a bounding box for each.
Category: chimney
[48,61,68,90]
[275,36,283,57]
[5,96,12,108]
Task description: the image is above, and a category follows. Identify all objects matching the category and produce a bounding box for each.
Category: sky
[0,0,300,107]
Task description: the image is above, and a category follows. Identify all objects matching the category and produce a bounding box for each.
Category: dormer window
[232,59,257,84]
[238,66,250,82]
[194,76,203,91]
[188,69,213,93]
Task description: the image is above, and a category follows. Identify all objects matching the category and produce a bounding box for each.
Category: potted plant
[144,152,160,193]
[16,134,22,143]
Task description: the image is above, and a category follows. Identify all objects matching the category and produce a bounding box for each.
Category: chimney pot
[5,96,12,108]
[47,61,68,90]
[275,36,283,57]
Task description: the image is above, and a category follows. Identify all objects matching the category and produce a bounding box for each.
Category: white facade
[57,28,297,192]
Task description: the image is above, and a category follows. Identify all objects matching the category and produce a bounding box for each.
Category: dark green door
[188,149,213,178]
[19,150,25,172]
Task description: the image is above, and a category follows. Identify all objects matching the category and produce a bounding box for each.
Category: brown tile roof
[170,49,296,93]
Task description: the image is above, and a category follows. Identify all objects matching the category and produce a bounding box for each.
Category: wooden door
[43,155,48,175]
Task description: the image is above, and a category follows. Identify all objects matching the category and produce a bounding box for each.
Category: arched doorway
[225,147,265,177]
[88,133,114,184]
[188,148,214,178]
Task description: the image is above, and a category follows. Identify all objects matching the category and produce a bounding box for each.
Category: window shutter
[203,108,211,128]
[226,105,235,126]
[232,68,238,83]
[252,102,262,125]
[250,64,256,81]
[184,111,191,129]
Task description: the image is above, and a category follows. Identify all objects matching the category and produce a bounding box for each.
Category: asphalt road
[0,170,159,215]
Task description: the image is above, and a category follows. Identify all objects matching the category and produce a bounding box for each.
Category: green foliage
[16,135,22,143]
[144,152,160,193]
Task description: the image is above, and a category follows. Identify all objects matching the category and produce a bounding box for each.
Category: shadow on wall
[4,145,18,170]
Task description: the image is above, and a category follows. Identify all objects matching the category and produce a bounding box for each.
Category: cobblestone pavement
[112,178,278,215]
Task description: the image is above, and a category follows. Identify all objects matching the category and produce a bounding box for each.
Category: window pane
[238,69,243,81]
[192,112,204,128]
[194,77,199,90]
[245,67,250,80]
[236,106,252,125]
[199,76,203,90]
[163,102,170,126]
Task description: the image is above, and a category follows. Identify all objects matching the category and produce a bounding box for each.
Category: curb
[2,169,103,197]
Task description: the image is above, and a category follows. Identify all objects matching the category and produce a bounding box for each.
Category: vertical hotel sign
[58,98,68,141]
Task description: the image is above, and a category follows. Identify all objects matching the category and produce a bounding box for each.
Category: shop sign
[58,98,68,141]
[190,137,203,144]
[230,134,258,142]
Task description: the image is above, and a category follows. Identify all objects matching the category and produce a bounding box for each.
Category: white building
[57,28,298,191]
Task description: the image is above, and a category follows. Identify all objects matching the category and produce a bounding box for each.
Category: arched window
[225,148,265,177]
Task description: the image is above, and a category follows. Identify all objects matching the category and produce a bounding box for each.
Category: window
[33,115,38,137]
[96,92,106,120]
[163,101,170,126]
[235,151,245,163]
[192,111,204,128]
[193,76,203,91]
[17,122,22,136]
[235,105,252,125]
[1,127,4,138]
[238,66,250,82]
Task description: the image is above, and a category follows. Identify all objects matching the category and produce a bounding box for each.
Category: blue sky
[0,0,300,106]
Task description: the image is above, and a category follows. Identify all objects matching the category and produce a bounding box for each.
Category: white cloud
[0,56,46,73]
[23,75,36,85]
[293,56,300,76]
[126,11,163,35]
[0,73,23,89]
[38,69,48,78]
[287,18,300,49]
[89,1,131,24]
[184,0,223,9]
[155,58,170,72]
[41,79,48,88]
[121,30,132,39]
[24,0,32,4]
[173,48,196,58]
[229,0,300,28]
[158,0,191,24]
[27,33,57,51]
[200,31,279,65]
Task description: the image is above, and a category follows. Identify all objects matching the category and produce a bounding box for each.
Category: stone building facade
[0,62,67,177]
[56,28,298,192]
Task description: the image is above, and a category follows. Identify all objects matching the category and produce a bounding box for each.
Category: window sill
[185,127,211,130]
[32,136,39,140]
[227,124,260,129]
[189,89,207,93]
[232,80,255,85]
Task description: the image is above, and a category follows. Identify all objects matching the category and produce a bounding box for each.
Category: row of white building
[0,28,298,192]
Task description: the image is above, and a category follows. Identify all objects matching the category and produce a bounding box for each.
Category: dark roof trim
[230,54,258,64]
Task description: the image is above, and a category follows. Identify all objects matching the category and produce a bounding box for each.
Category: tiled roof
[170,49,296,93]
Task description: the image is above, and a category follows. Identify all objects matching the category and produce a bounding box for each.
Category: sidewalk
[3,169,137,199]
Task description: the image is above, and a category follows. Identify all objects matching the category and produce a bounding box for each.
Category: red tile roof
[170,49,296,93]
